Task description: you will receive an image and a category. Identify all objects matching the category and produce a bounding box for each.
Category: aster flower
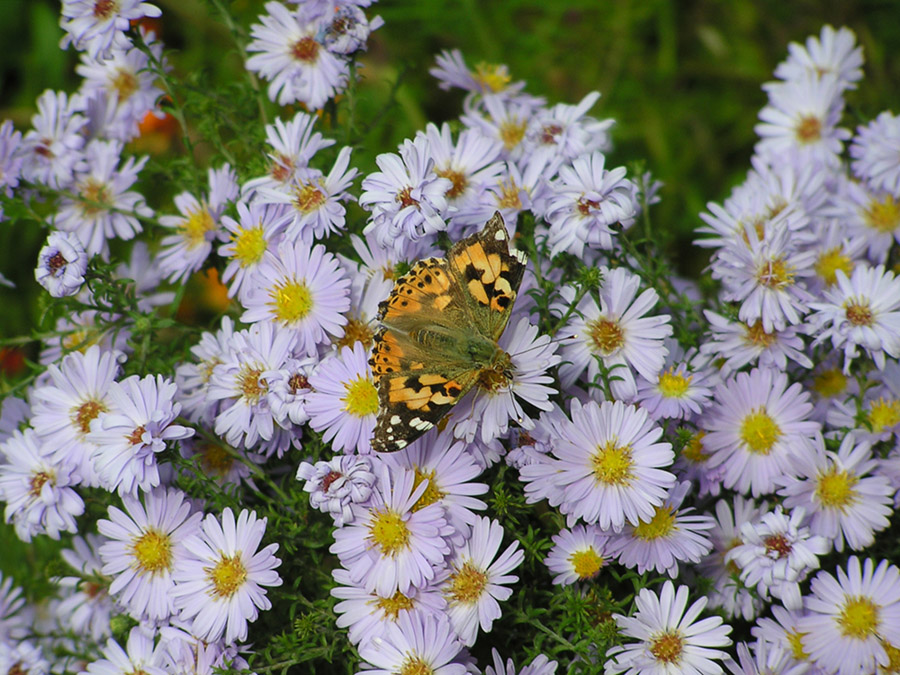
[60,0,161,59]
[218,201,290,302]
[296,453,377,526]
[523,92,614,164]
[0,120,23,215]
[30,345,120,485]
[430,49,526,98]
[807,264,900,372]
[850,111,900,194]
[357,612,467,675]
[634,350,714,422]
[825,368,900,443]
[544,524,612,586]
[157,626,250,675]
[461,93,544,162]
[157,164,238,283]
[320,5,383,55]
[174,316,237,426]
[0,640,49,675]
[171,507,282,645]
[97,487,202,624]
[441,517,523,647]
[824,176,899,264]
[240,239,351,354]
[727,505,829,611]
[604,581,733,675]
[723,641,799,675]
[806,218,867,293]
[774,25,864,91]
[53,533,114,642]
[485,650,558,675]
[245,2,348,109]
[38,308,131,366]
[799,557,900,675]
[777,432,893,552]
[0,572,31,644]
[557,267,672,400]
[544,151,636,257]
[699,310,813,374]
[421,122,504,210]
[88,374,194,496]
[360,136,452,254]
[520,399,676,531]
[0,428,84,542]
[751,605,816,675]
[20,89,86,188]
[35,230,88,298]
[672,430,726,499]
[701,367,820,497]
[330,464,453,596]
[81,626,167,675]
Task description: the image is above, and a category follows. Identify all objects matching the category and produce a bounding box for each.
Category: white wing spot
[390,415,402,425]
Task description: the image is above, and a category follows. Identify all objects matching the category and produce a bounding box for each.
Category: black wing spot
[496,295,510,308]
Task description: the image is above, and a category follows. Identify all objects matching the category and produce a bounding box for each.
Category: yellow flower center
[812,368,847,399]
[232,225,267,268]
[882,641,900,674]
[127,425,146,446]
[447,560,487,605]
[111,67,138,101]
[270,279,313,324]
[293,181,326,213]
[369,508,410,557]
[179,207,215,249]
[29,470,53,497]
[837,595,880,640]
[649,630,684,665]
[396,186,419,208]
[435,167,468,200]
[815,467,858,510]
[867,397,900,432]
[207,553,247,598]
[681,431,709,464]
[787,630,810,661]
[863,194,900,234]
[588,317,624,355]
[375,591,415,620]
[591,440,633,486]
[343,376,379,417]
[411,468,444,512]
[335,316,374,350]
[199,442,234,477]
[756,257,794,289]
[79,177,112,216]
[473,62,511,93]
[499,119,526,151]
[570,548,604,580]
[634,506,676,540]
[496,177,522,210]
[739,408,781,454]
[795,115,823,143]
[657,368,692,398]
[743,320,777,348]
[238,366,266,404]
[815,246,854,286]
[72,398,108,436]
[131,528,172,574]
[398,656,432,675]
[844,299,874,327]
[62,327,100,352]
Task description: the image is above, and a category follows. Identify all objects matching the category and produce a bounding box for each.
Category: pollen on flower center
[375,591,415,619]
[757,257,794,289]
[570,548,604,580]
[435,167,468,199]
[271,279,314,323]
[342,376,378,417]
[270,154,294,182]
[179,207,215,249]
[291,36,319,63]
[199,442,234,475]
[131,528,172,574]
[658,369,692,398]
[293,181,326,213]
[396,186,419,208]
[650,630,684,664]
[867,397,900,432]
[844,299,874,327]
[577,197,600,216]
[93,0,118,20]
[335,316,374,350]
[208,553,247,598]
[411,468,444,512]
[369,508,411,556]
[448,560,487,605]
[813,368,847,398]
[591,440,633,485]
[127,425,147,446]
[321,470,343,493]
[73,398,108,435]
[795,115,823,143]
[837,595,880,639]
[634,506,676,540]
[815,467,858,509]
[815,246,853,286]
[29,470,53,497]
[743,321,777,348]
[48,251,68,274]
[238,366,266,403]
[233,225,267,267]
[111,67,138,100]
[289,372,310,395]
[764,533,793,558]
[499,120,526,151]
[496,178,522,209]
[399,655,431,675]
[739,408,781,454]
[681,431,709,463]
[589,317,624,354]
[473,62,511,92]
[79,177,112,215]
[863,194,900,234]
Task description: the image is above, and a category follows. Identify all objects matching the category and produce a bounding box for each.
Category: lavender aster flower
[485,650,558,675]
[357,612,466,675]
[81,626,167,675]
[544,524,612,586]
[60,0,161,59]
[0,120,23,218]
[296,453,376,526]
[35,231,88,298]
[218,201,290,302]
[774,25,864,91]
[20,90,86,189]
[850,111,900,194]
[0,572,31,644]
[54,533,115,642]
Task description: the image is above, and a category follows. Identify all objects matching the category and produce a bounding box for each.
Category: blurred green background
[1,0,899,343]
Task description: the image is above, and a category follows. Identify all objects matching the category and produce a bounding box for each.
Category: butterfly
[369,212,527,452]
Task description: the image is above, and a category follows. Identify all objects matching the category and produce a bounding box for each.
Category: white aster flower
[20,89,86,189]
[850,110,900,195]
[773,25,864,91]
[60,0,161,59]
[35,230,88,298]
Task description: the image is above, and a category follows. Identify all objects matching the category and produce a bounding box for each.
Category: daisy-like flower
[172,507,282,645]
[699,311,813,374]
[98,487,202,623]
[421,122,504,210]
[35,230,88,298]
[242,111,334,198]
[320,5,383,55]
[305,342,378,453]
[331,567,447,648]
[799,557,900,675]
[544,524,612,586]
[360,136,452,254]
[672,430,726,499]
[634,350,714,422]
[807,264,900,372]
[825,368,900,443]
[88,374,194,496]
[0,572,31,644]
[30,345,120,485]
[20,89,86,189]
[0,428,84,542]
[218,201,290,302]
[751,605,815,675]
[39,308,131,366]
[449,317,560,446]
[755,73,850,167]
[825,176,900,265]
[806,218,867,293]
[245,2,348,109]
[266,355,316,428]
[207,321,297,449]
[240,239,350,354]
[523,92,614,164]
[296,453,377,526]
[0,120,23,217]
[485,649,558,675]
[778,432,893,552]
[157,627,250,675]
[357,612,467,675]
[330,464,453,596]
[461,93,544,162]
[520,399,676,531]
[850,111,900,195]
[82,625,167,675]
[723,641,799,675]
[430,49,526,98]
[557,267,673,400]
[544,151,636,257]
[260,145,358,242]
[59,0,161,59]
[157,164,238,283]
[174,316,236,426]
[0,640,49,675]
[774,25,864,91]
[54,533,114,642]
[53,139,151,258]
[701,367,820,497]
[607,481,715,578]
[604,581,733,675]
